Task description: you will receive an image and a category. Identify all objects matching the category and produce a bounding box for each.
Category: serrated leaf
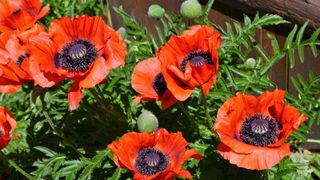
[285,25,298,50]
[290,76,304,96]
[267,33,280,55]
[56,160,82,177]
[254,43,271,62]
[295,22,308,47]
[226,22,234,39]
[288,48,295,68]
[108,168,123,180]
[297,45,305,63]
[228,66,250,78]
[78,150,110,180]
[233,21,242,34]
[260,53,285,76]
[311,166,320,178]
[202,0,214,19]
[34,146,58,157]
[290,131,307,141]
[256,14,289,27]
[155,25,165,45]
[309,28,320,57]
[244,14,251,26]
[297,74,307,88]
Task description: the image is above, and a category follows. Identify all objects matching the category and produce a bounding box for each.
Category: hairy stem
[178,103,198,128]
[103,0,113,27]
[307,139,320,144]
[201,91,213,127]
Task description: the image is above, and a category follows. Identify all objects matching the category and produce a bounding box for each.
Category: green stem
[307,139,320,144]
[178,103,197,127]
[0,151,33,179]
[42,110,62,137]
[203,0,215,20]
[103,0,113,27]
[70,0,76,18]
[201,91,213,127]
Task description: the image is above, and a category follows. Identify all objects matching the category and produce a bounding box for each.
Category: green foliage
[0,0,319,179]
[267,152,320,180]
[287,72,320,127]
[31,147,112,179]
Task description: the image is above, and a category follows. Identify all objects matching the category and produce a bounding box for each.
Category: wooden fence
[109,0,320,150]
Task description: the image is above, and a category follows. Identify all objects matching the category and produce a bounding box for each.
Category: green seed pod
[148,4,165,19]
[180,0,202,19]
[246,58,256,68]
[137,110,159,133]
[117,27,127,39]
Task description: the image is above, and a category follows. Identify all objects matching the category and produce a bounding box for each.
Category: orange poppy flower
[158,25,221,101]
[131,57,177,109]
[0,0,49,32]
[214,90,307,170]
[28,15,127,110]
[0,106,16,149]
[0,24,46,93]
[108,128,202,180]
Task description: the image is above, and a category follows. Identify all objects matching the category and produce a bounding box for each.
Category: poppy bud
[180,0,202,19]
[246,58,256,68]
[117,27,127,39]
[137,110,159,133]
[148,4,165,19]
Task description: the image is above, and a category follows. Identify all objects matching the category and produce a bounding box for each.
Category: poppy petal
[28,60,55,87]
[108,131,155,171]
[68,81,83,111]
[104,31,127,69]
[218,143,290,170]
[0,84,21,94]
[160,91,178,110]
[201,75,217,96]
[158,25,221,101]
[177,170,192,179]
[131,58,160,98]
[109,129,198,179]
[215,90,306,170]
[79,57,109,88]
[0,106,16,149]
[36,5,50,20]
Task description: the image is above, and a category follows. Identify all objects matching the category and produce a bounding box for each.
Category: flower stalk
[307,138,320,144]
[201,91,213,127]
[0,151,33,179]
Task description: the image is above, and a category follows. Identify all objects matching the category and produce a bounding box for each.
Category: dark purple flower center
[16,52,30,67]
[135,147,169,176]
[240,113,280,147]
[180,50,212,72]
[152,73,167,97]
[54,39,98,72]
